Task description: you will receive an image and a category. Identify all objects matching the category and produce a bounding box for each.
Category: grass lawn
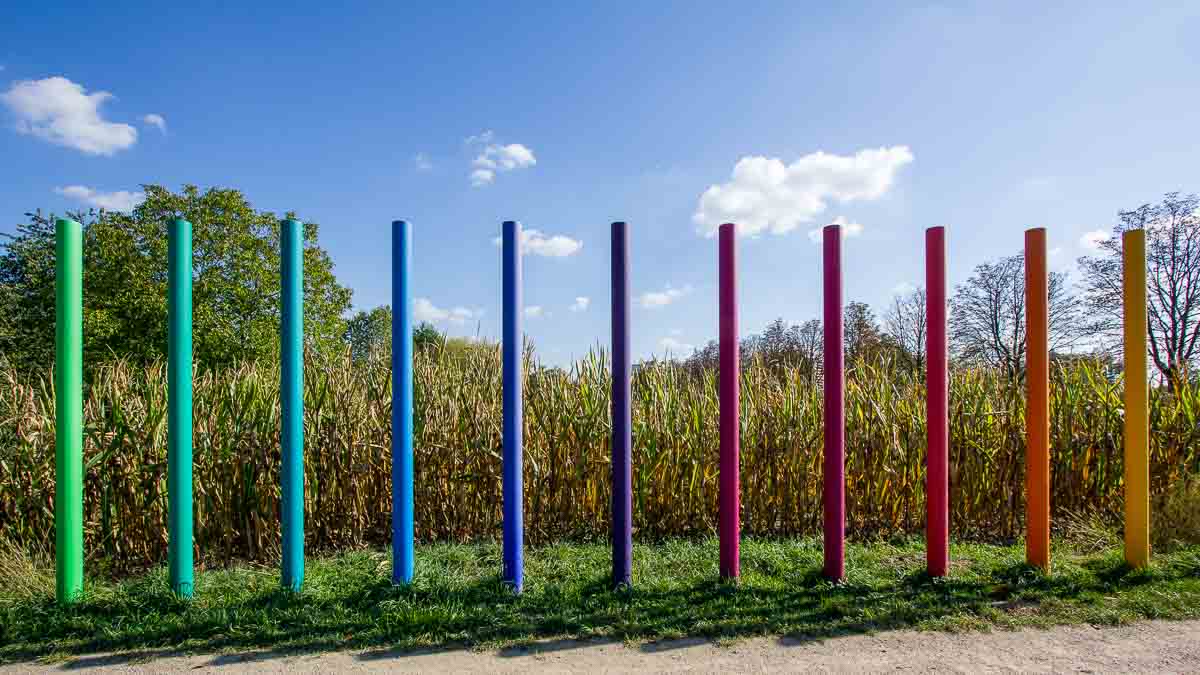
[2,537,1199,663]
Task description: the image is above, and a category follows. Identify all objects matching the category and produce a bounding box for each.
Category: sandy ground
[5,620,1200,673]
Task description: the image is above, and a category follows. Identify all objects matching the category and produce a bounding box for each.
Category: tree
[1078,192,1200,390]
[345,306,392,362]
[950,253,1081,379]
[844,301,884,364]
[0,184,353,369]
[414,322,443,352]
[884,287,927,372]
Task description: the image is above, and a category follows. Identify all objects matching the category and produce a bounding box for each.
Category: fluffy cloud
[524,305,545,318]
[807,215,865,243]
[55,185,144,212]
[638,284,693,309]
[413,153,433,171]
[1,77,138,155]
[891,281,917,296]
[492,228,582,257]
[693,146,914,237]
[569,297,590,312]
[414,298,482,325]
[1079,229,1110,251]
[142,113,166,133]
[658,337,695,355]
[467,131,536,186]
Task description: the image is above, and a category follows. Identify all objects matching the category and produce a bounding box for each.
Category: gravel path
[6,620,1200,673]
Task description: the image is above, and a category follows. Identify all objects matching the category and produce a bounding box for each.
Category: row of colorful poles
[52,218,1150,604]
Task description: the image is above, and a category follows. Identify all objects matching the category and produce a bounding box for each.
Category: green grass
[2,538,1199,663]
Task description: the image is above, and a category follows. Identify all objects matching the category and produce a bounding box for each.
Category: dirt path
[6,620,1200,673]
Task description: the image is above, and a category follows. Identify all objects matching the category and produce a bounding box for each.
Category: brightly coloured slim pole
[1123,228,1150,569]
[1025,227,1050,572]
[823,223,845,581]
[925,226,949,577]
[718,222,740,580]
[502,220,524,592]
[168,218,194,598]
[611,221,633,588]
[281,218,305,591]
[55,218,83,604]
[392,220,415,585]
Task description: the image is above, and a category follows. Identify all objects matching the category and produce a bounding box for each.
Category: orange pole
[1122,229,1150,569]
[1024,228,1051,572]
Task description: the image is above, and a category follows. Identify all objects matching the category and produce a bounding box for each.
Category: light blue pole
[280,219,305,592]
[392,220,414,585]
[502,220,524,592]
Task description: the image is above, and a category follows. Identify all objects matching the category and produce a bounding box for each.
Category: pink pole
[718,222,740,580]
[822,224,845,581]
[925,226,949,577]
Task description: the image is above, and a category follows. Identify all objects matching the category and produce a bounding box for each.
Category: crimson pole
[925,226,949,577]
[822,224,845,581]
[718,223,740,580]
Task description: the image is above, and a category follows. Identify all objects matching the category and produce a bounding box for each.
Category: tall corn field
[0,346,1196,573]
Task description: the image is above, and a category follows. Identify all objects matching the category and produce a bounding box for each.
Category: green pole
[168,218,194,597]
[55,218,83,604]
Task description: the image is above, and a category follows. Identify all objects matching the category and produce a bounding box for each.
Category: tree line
[683,192,1198,391]
[1,187,1196,389]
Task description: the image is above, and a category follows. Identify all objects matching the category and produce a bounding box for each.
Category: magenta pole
[926,226,949,577]
[822,224,845,581]
[718,223,740,580]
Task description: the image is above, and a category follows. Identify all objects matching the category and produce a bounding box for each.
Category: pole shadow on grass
[0,553,1193,667]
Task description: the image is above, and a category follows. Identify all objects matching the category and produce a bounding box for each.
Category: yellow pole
[1025,228,1050,572]
[1123,229,1150,569]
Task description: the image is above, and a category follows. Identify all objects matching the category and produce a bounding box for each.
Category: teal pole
[55,218,84,604]
[280,219,305,591]
[168,218,194,598]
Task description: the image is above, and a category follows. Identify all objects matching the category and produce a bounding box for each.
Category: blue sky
[2,2,1197,364]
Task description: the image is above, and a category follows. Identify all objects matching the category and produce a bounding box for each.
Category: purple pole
[823,224,845,581]
[718,223,740,580]
[611,222,633,588]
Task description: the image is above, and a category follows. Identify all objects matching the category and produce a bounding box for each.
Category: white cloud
[693,146,914,237]
[492,228,582,257]
[569,296,590,312]
[1079,229,1110,251]
[464,129,495,145]
[55,185,144,212]
[658,337,695,355]
[413,153,433,171]
[142,113,166,133]
[470,168,495,186]
[807,216,865,243]
[1049,246,1063,258]
[467,132,536,187]
[414,298,482,325]
[638,284,693,309]
[891,281,917,296]
[1,77,138,155]
[524,305,545,318]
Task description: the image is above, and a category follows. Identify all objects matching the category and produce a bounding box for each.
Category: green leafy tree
[0,184,353,369]
[345,306,392,362]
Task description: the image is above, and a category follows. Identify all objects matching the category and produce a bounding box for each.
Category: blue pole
[392,220,414,585]
[611,222,632,588]
[502,220,524,592]
[280,218,305,592]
